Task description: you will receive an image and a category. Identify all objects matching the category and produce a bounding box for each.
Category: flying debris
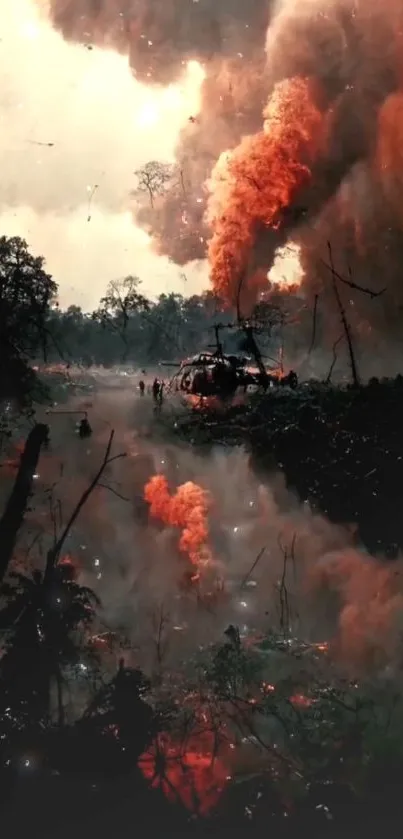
[28,141,55,147]
[86,184,99,222]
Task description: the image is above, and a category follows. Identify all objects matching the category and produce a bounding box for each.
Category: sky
[0,0,207,310]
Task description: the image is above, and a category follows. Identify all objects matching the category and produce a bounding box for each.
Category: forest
[1,234,403,839]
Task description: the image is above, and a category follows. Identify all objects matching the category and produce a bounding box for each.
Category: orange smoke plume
[144,474,212,576]
[376,91,403,226]
[207,76,324,308]
[139,731,229,815]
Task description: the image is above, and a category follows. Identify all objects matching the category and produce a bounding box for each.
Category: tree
[0,236,57,403]
[93,276,150,360]
[134,161,175,209]
[0,423,49,584]
[0,236,57,358]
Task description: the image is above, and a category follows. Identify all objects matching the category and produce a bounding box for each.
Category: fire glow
[207,76,324,307]
[139,731,229,815]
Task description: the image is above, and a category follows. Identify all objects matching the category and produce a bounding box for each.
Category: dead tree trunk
[242,324,269,387]
[0,423,49,583]
[328,244,360,388]
[235,271,269,387]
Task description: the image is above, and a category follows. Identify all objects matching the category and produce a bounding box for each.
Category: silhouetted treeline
[47,292,233,367]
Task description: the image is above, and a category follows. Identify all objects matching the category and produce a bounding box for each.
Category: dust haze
[16,370,403,679]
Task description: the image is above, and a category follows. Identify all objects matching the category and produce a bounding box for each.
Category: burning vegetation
[206,75,324,309]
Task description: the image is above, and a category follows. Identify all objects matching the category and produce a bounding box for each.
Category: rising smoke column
[144,474,212,581]
[206,76,324,308]
[44,0,403,341]
[261,0,403,341]
[44,0,272,262]
[205,0,403,324]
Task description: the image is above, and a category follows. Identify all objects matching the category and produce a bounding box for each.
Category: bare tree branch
[319,256,386,299]
[44,430,126,580]
[327,243,360,388]
[325,334,343,385]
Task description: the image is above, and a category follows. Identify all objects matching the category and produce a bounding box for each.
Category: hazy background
[0,0,207,310]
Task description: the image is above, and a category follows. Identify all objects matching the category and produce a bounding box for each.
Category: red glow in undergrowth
[139,731,230,815]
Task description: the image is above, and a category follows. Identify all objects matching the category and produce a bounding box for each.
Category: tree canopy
[0,236,57,404]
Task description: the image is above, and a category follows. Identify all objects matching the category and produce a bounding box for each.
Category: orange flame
[144,474,212,574]
[207,76,324,307]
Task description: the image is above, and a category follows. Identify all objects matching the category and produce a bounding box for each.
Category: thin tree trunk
[55,667,65,728]
[0,423,49,583]
[44,430,125,581]
[236,269,269,388]
[328,243,360,387]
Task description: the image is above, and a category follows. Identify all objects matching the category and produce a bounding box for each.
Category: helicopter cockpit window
[180,370,192,391]
[191,368,211,396]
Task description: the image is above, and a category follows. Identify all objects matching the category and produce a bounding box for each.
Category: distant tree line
[47,279,310,370]
[48,280,232,367]
[0,233,312,406]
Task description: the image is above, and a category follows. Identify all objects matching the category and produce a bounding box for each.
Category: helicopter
[162,324,298,406]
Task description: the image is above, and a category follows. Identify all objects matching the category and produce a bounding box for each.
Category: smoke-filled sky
[0,0,206,310]
[5,0,403,349]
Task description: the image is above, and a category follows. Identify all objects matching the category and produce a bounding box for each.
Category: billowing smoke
[207,0,403,329]
[44,0,403,349]
[45,0,271,263]
[46,0,268,84]
[22,374,403,677]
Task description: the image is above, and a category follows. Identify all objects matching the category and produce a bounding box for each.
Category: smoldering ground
[13,368,403,681]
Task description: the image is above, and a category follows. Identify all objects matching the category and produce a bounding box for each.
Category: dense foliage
[0,236,57,406]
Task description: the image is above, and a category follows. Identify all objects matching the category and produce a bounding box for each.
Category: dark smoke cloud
[262,2,403,302]
[258,1,403,350]
[136,55,268,264]
[47,0,269,83]
[204,0,403,352]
